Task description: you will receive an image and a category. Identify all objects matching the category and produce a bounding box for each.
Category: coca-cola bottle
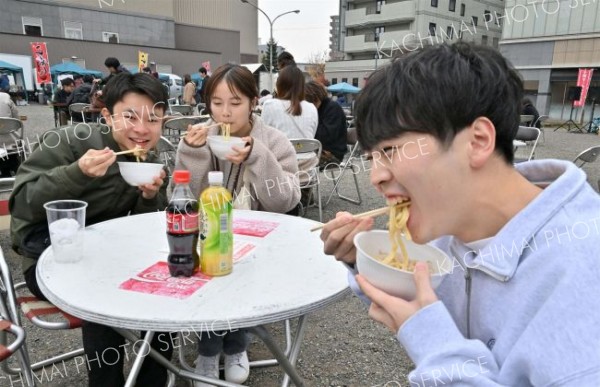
[166,170,199,277]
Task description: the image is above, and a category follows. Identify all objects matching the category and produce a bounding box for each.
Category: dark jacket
[522,103,541,128]
[68,82,93,104]
[10,123,168,263]
[316,98,348,161]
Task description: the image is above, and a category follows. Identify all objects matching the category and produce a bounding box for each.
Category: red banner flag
[30,42,51,84]
[202,61,211,74]
[574,68,594,107]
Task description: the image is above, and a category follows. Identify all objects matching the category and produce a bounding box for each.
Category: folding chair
[156,136,177,178]
[0,249,84,385]
[163,116,208,144]
[533,115,549,143]
[573,145,600,168]
[0,118,27,174]
[68,103,91,124]
[325,127,362,205]
[196,103,206,116]
[291,138,323,222]
[513,126,541,163]
[168,104,193,116]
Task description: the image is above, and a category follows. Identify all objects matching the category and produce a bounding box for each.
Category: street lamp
[240,0,300,91]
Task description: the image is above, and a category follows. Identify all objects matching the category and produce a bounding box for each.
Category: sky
[254,0,340,63]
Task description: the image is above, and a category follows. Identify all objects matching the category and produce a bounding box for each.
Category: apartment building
[500,0,600,120]
[329,15,344,60]
[0,0,257,78]
[326,0,504,87]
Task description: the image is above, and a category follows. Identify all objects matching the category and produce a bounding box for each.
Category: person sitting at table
[262,65,318,205]
[319,42,600,386]
[304,81,347,170]
[67,74,95,122]
[10,72,174,387]
[521,97,541,128]
[53,77,75,126]
[0,90,19,119]
[175,63,300,387]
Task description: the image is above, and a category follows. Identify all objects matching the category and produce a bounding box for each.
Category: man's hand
[78,148,116,177]
[183,123,208,147]
[139,169,166,200]
[320,211,374,265]
[226,136,252,165]
[356,262,438,333]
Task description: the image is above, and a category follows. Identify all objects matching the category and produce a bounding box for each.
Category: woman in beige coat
[182,74,196,106]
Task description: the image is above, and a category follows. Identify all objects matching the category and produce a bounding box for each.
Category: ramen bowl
[117,162,164,186]
[354,230,451,300]
[207,135,246,160]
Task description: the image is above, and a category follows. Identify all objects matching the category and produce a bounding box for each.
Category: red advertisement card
[233,219,279,238]
[119,262,212,299]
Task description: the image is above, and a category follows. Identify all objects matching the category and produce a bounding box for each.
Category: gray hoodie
[350,160,600,386]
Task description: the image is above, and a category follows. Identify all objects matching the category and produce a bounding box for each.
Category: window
[492,37,499,48]
[496,14,503,26]
[431,0,438,7]
[352,78,359,87]
[449,0,456,12]
[331,78,338,84]
[446,26,454,39]
[376,0,385,13]
[64,21,83,40]
[484,10,492,24]
[102,31,119,43]
[458,29,463,39]
[62,58,86,68]
[342,77,348,83]
[429,23,437,36]
[460,4,466,16]
[22,16,43,36]
[374,26,385,42]
[481,35,488,45]
[472,16,478,27]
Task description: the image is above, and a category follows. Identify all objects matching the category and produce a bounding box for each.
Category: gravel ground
[1,104,599,387]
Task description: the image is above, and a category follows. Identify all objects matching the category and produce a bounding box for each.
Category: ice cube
[49,218,81,244]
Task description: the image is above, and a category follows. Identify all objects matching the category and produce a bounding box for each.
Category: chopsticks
[83,147,147,160]
[180,122,223,136]
[309,201,411,232]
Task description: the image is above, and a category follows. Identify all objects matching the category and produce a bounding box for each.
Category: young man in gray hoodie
[320,42,600,386]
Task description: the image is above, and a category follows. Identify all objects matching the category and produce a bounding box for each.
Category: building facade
[326,0,504,87]
[0,0,258,85]
[500,0,600,121]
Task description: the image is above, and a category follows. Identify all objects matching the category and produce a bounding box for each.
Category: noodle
[221,123,231,141]
[380,202,415,271]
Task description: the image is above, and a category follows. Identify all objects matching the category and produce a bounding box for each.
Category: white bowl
[117,162,164,186]
[354,230,451,300]
[206,135,246,160]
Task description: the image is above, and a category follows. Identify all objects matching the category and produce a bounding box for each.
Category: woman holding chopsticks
[175,63,300,386]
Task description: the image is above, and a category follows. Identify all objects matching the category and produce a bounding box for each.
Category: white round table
[37,210,349,386]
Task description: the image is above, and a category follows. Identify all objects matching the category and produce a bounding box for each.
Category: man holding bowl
[10,72,171,387]
[320,42,600,385]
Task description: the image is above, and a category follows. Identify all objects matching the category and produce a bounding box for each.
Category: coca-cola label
[167,212,199,234]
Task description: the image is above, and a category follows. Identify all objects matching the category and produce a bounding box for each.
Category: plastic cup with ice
[44,200,88,263]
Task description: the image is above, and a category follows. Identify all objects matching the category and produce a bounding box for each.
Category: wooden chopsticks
[309,201,411,232]
[180,122,223,136]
